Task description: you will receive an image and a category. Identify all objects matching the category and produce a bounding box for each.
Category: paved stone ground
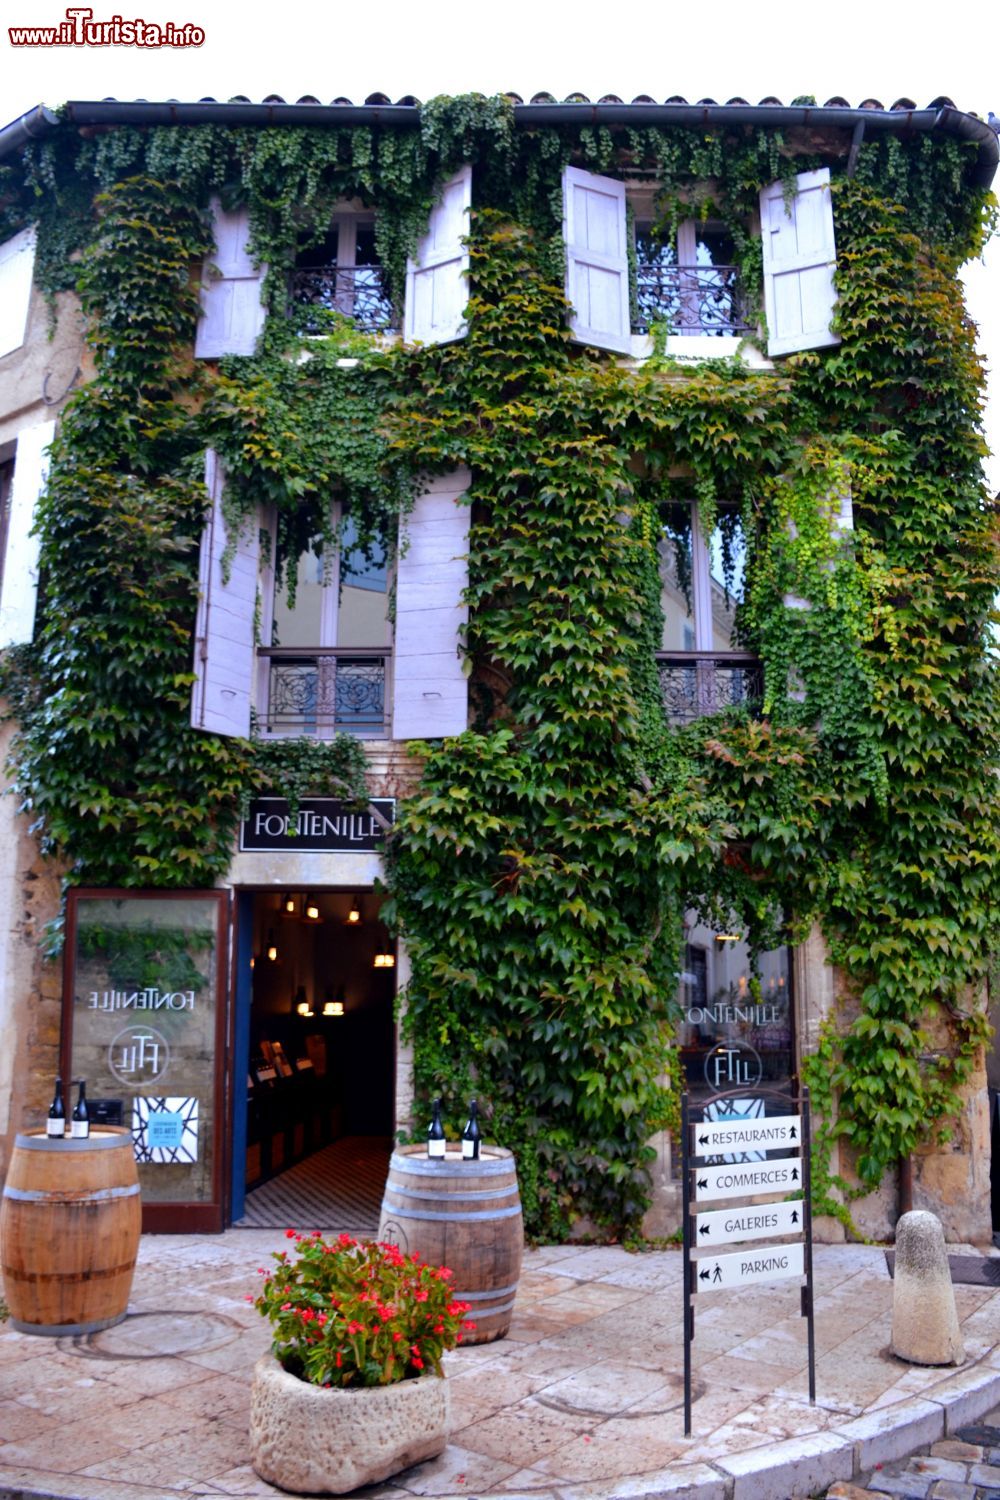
[0,1234,998,1499]
[826,1415,1000,1498]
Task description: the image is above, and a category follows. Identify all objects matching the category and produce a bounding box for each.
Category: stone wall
[0,718,66,1178]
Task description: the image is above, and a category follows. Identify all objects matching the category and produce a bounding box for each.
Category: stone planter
[249,1352,449,1494]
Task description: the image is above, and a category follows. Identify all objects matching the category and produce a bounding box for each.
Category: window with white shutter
[562,165,631,354]
[392,470,470,740]
[759,168,840,357]
[0,227,36,361]
[0,419,55,649]
[190,451,259,738]
[194,202,267,359]
[404,167,471,345]
[256,503,391,738]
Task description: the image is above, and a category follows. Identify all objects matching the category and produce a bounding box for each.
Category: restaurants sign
[240,797,396,853]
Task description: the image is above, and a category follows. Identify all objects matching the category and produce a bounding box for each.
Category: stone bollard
[890,1209,964,1366]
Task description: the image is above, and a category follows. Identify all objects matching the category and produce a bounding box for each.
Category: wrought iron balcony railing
[289,265,397,335]
[633,264,749,337]
[259,647,390,736]
[657,652,764,726]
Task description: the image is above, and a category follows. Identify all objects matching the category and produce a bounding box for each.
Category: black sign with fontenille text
[240,797,396,853]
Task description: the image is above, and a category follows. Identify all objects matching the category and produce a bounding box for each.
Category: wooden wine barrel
[378,1145,523,1344]
[0,1127,141,1336]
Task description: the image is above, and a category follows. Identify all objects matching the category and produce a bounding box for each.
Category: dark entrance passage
[232,889,394,1227]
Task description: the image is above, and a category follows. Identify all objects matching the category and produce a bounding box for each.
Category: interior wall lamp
[373,953,396,969]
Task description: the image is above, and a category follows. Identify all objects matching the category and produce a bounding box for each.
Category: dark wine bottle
[71,1080,90,1139]
[47,1076,66,1139]
[461,1099,481,1161]
[427,1097,446,1158]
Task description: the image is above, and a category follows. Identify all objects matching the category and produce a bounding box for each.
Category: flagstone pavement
[0,1234,999,1500]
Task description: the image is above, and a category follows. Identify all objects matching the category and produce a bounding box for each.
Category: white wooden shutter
[404,167,471,345]
[191,451,259,737]
[0,418,54,648]
[760,168,840,357]
[391,469,470,740]
[194,201,266,358]
[0,227,35,360]
[562,165,630,354]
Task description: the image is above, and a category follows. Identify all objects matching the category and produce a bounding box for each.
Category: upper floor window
[633,220,748,338]
[657,502,762,725]
[0,421,55,651]
[289,214,396,336]
[196,169,471,359]
[259,511,392,738]
[191,455,472,744]
[563,164,839,359]
[0,455,13,605]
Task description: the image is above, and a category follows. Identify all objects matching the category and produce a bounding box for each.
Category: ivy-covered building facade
[0,93,997,1241]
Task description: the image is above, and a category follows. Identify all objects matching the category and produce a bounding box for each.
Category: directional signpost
[681,1085,815,1435]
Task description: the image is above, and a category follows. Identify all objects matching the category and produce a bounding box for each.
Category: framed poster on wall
[62,889,230,1232]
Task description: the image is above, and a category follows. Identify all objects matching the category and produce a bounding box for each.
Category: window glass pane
[69,896,222,1205]
[338,516,389,647]
[354,223,379,267]
[676,916,793,1109]
[295,226,339,268]
[708,511,745,650]
[695,227,736,267]
[273,535,325,647]
[660,502,695,650]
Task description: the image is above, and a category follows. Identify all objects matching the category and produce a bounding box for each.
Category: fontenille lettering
[254,811,379,842]
[685,1003,781,1025]
[87,989,195,1011]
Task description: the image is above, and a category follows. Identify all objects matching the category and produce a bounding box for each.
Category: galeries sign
[239,797,396,853]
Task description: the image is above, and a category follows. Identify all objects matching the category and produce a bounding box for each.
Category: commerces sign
[239,797,396,853]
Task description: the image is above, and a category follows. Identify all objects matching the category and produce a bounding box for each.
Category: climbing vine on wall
[0,103,997,1235]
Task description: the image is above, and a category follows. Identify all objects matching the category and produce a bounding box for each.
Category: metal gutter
[0,104,60,159]
[1,98,994,189]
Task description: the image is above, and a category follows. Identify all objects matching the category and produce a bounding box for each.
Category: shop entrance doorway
[231,889,395,1229]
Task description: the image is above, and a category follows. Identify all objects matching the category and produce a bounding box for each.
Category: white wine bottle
[427,1098,446,1158]
[47,1076,66,1139]
[461,1099,481,1161]
[71,1080,90,1140]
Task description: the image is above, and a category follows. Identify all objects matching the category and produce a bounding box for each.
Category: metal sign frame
[681,1083,815,1434]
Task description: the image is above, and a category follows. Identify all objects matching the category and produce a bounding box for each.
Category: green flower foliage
[0,105,997,1236]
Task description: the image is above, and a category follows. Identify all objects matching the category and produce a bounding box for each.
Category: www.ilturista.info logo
[9,6,204,45]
